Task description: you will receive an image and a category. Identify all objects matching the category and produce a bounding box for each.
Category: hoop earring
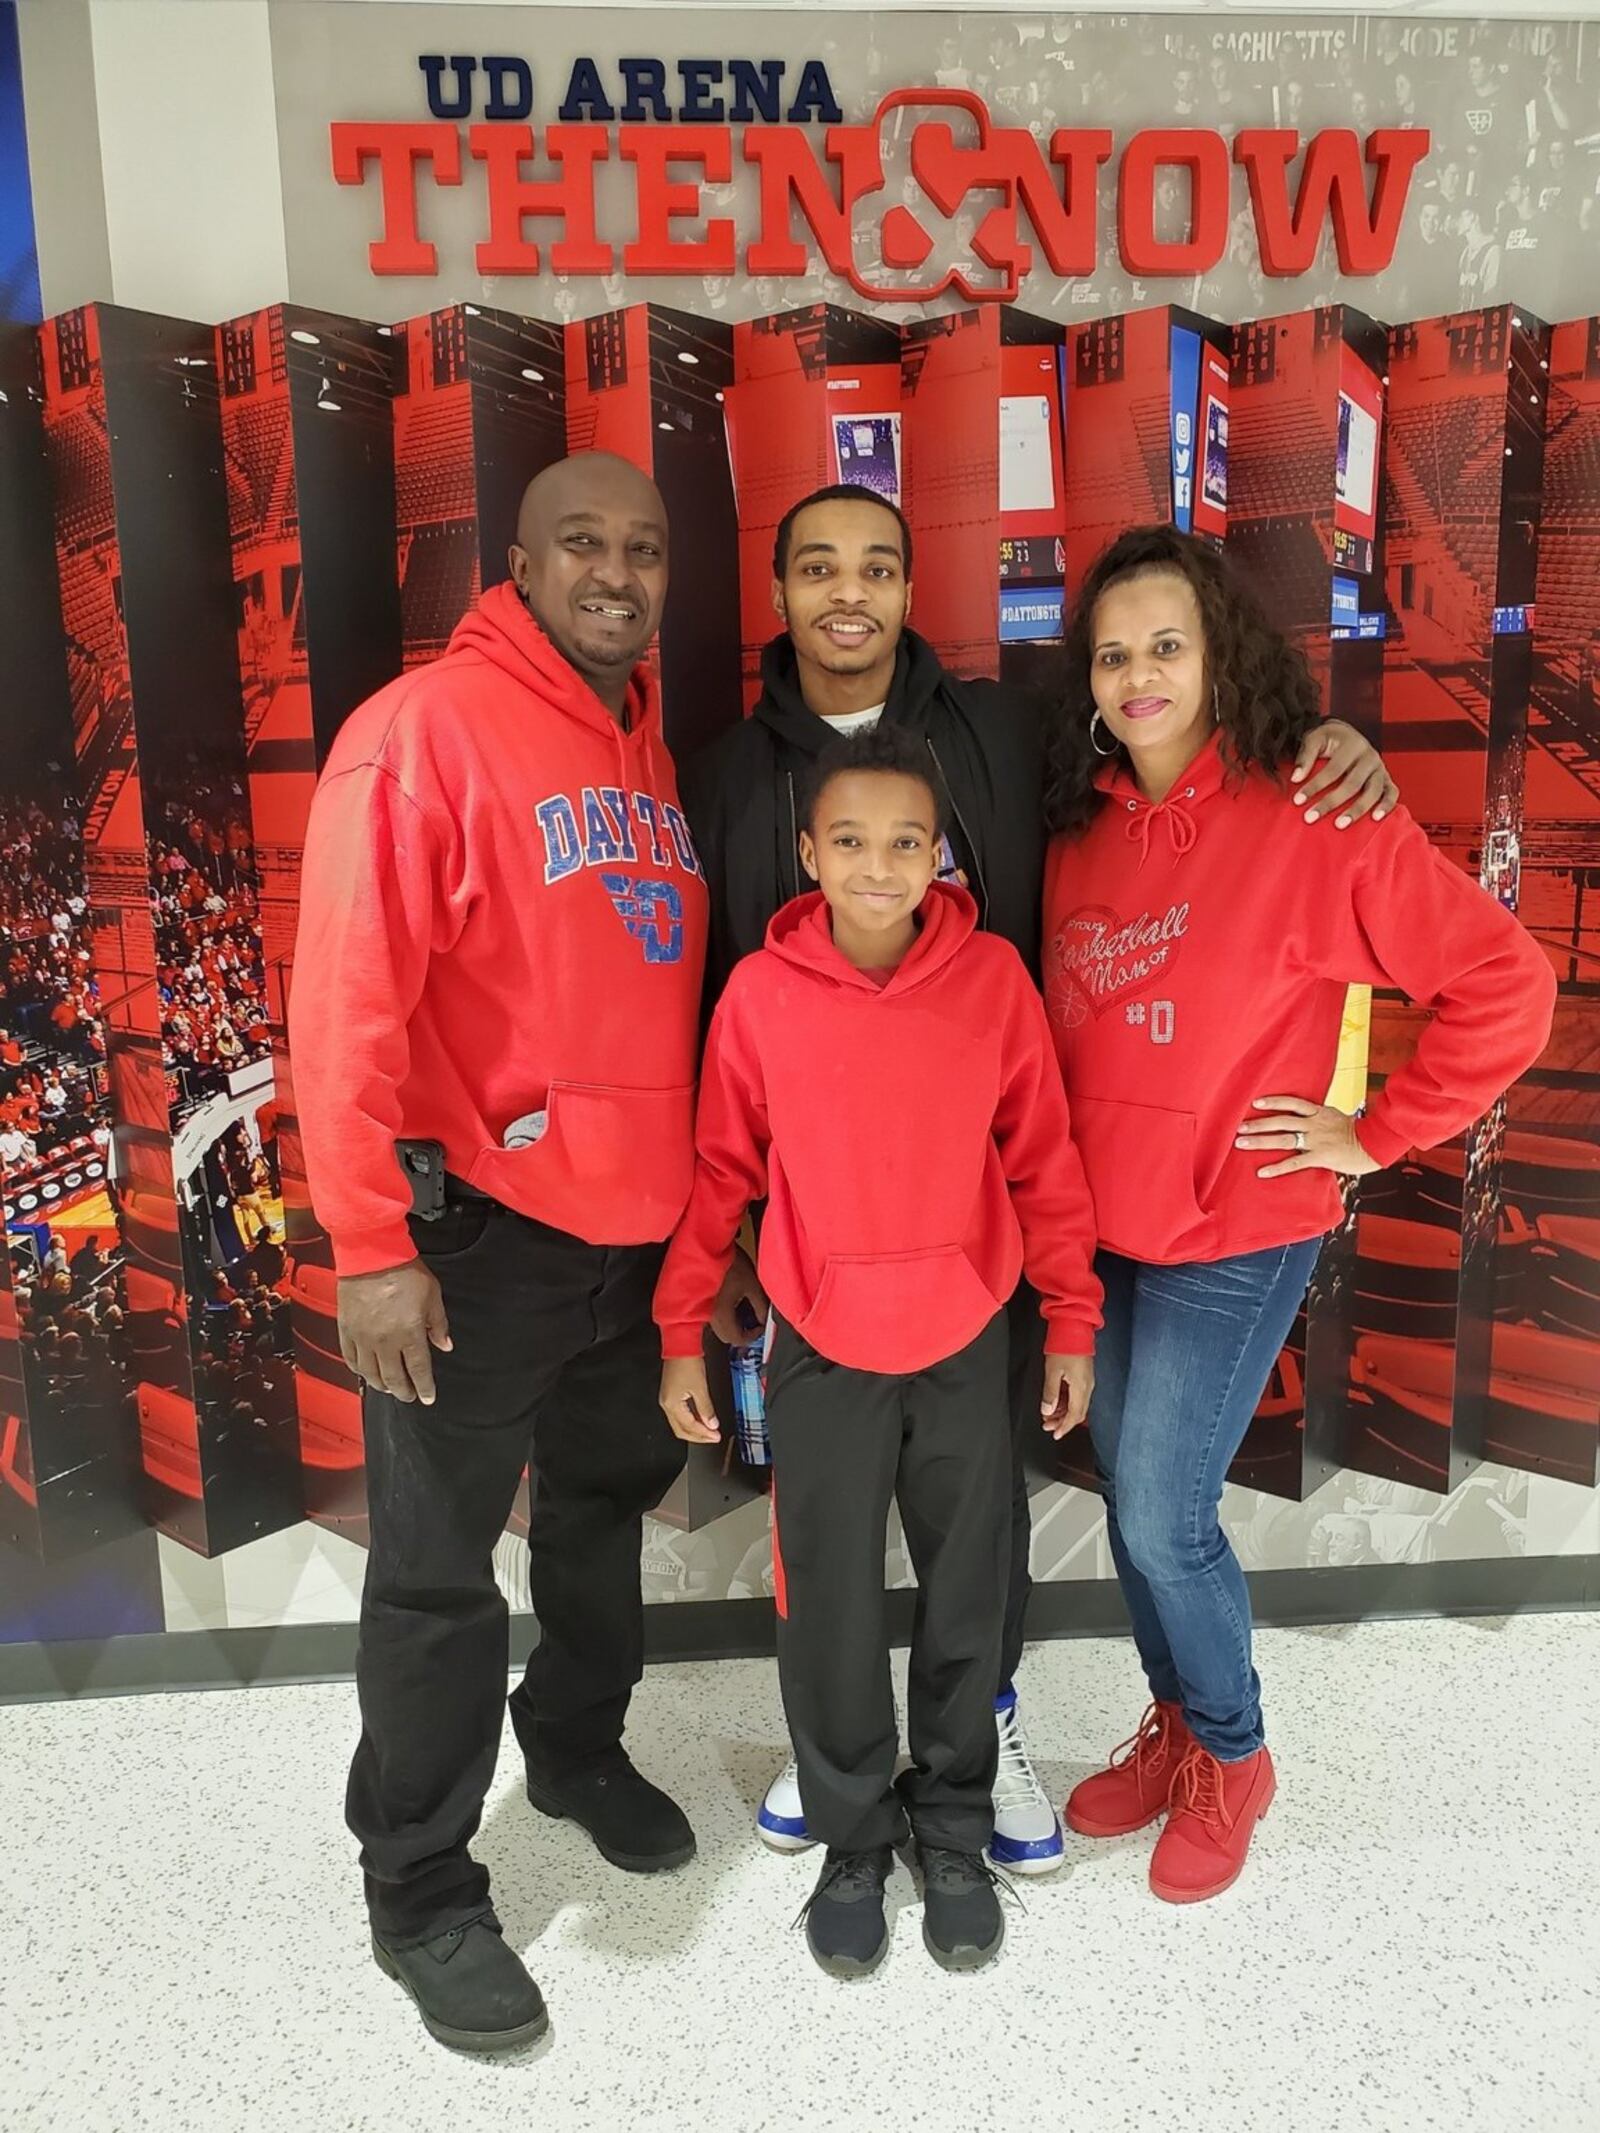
[1089,709,1118,757]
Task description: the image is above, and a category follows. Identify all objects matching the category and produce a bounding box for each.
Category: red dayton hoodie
[654,883,1102,1376]
[289,581,707,1276]
[1042,730,1556,1266]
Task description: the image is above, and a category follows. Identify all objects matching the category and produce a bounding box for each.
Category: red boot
[1149,1743,1275,1903]
[1064,1701,1192,1839]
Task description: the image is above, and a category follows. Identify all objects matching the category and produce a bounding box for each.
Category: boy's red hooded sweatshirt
[1042,731,1556,1266]
[654,883,1102,1376]
[289,582,707,1276]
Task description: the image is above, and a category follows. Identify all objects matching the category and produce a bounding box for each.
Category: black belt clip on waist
[397,1137,447,1222]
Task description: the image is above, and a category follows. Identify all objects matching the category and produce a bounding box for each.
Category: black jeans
[766,1310,1012,1856]
[346,1197,686,1945]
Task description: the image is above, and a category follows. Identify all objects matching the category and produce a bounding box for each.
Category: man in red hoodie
[290,452,721,2053]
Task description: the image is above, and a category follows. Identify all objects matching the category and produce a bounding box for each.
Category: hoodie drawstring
[1124,787,1199,869]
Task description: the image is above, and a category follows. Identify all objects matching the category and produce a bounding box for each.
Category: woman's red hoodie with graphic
[1043,731,1556,1266]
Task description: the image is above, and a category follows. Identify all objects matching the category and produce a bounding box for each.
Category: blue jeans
[1089,1239,1323,1762]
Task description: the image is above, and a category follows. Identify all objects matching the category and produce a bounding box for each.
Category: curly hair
[1041,526,1323,836]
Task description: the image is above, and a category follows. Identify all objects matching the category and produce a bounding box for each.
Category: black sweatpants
[1002,1277,1044,1688]
[346,1195,686,1946]
[765,1309,1012,1857]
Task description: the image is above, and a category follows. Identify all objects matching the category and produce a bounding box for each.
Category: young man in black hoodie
[680,483,1399,1873]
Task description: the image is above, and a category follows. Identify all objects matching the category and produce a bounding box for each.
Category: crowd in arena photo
[193,1256,293,1431]
[848,17,1600,324]
[9,1227,127,1422]
[185,1114,292,1395]
[0,784,106,1192]
[149,769,272,1116]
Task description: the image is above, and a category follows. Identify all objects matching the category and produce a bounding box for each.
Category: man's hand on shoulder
[1292,721,1398,828]
[337,1260,453,1406]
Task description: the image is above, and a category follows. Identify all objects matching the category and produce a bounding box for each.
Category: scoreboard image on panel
[899,307,1068,693]
[37,305,303,1559]
[899,308,1002,683]
[996,311,1069,695]
[1225,304,1389,1501]
[218,305,403,1539]
[725,304,902,710]
[566,305,741,763]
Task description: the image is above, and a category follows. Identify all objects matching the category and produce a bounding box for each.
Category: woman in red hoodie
[1041,526,1556,1904]
[654,722,1102,1980]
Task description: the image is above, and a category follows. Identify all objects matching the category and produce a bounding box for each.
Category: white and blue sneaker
[988,1686,1066,1875]
[756,1758,814,1852]
[759,1691,1065,1870]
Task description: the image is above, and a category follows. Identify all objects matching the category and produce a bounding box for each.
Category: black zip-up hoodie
[680,629,1048,1010]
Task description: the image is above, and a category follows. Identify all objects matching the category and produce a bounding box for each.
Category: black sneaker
[917,1846,1007,1971]
[525,1747,696,1872]
[799,1847,894,1978]
[372,1912,548,2054]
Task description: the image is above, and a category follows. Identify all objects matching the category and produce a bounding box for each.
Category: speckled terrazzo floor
[4,1614,1598,2133]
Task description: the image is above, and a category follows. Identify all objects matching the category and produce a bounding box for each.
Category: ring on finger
[1295,1129,1308,1151]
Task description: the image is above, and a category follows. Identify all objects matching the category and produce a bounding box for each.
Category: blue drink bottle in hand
[727,1302,772,1469]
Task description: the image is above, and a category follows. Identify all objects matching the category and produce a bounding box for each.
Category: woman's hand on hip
[1236,1096,1382,1179]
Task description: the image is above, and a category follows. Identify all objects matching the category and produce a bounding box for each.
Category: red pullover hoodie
[654,883,1102,1375]
[289,582,707,1276]
[1042,731,1556,1266]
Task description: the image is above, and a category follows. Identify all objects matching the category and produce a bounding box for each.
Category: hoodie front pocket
[798,1244,1002,1376]
[467,1081,695,1246]
[1070,1094,1205,1256]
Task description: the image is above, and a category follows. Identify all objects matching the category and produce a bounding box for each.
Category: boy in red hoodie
[654,723,1102,1978]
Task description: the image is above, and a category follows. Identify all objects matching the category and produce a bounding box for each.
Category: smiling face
[1089,566,1212,775]
[773,495,911,700]
[508,453,668,707]
[798,768,938,965]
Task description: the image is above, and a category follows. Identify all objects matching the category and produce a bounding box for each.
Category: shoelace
[1108,1700,1179,1785]
[920,1848,1026,1916]
[792,1852,890,1930]
[993,1703,1048,1815]
[1168,1745,1234,1834]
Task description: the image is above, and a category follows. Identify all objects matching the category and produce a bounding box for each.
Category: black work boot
[372,1911,548,2053]
[916,1845,1007,1971]
[799,1847,895,1978]
[524,1746,696,1872]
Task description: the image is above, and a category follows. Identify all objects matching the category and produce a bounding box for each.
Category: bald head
[514,450,664,554]
[508,451,669,714]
